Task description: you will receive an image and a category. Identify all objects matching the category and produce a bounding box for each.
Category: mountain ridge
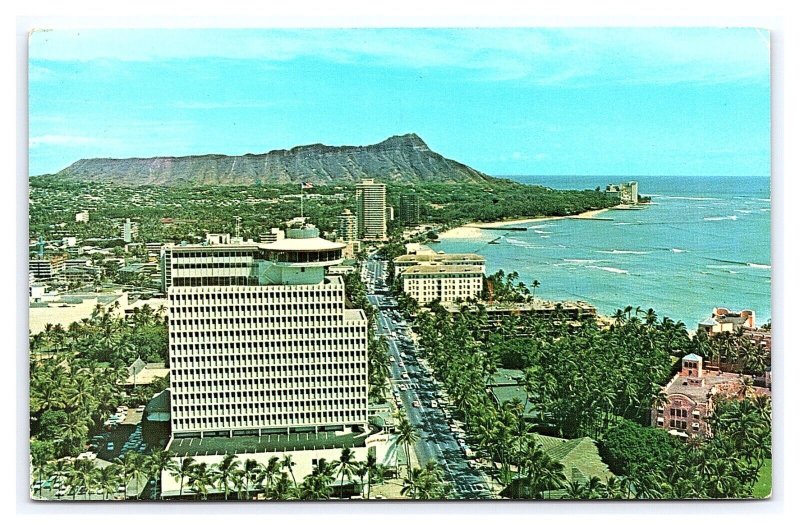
[47,133,495,186]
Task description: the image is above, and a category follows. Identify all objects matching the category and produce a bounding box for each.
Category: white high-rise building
[356,179,387,241]
[122,218,139,243]
[338,209,358,243]
[165,224,369,438]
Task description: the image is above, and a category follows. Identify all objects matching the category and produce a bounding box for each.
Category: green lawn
[753,459,772,499]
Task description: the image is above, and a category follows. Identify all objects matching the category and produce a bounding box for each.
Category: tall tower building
[122,218,138,243]
[355,179,387,241]
[398,194,421,226]
[165,224,369,438]
[338,209,358,242]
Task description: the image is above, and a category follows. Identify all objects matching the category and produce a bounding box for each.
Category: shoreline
[438,207,613,240]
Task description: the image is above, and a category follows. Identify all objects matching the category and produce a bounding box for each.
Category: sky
[28,28,771,177]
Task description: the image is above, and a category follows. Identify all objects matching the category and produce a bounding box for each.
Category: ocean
[436,175,772,328]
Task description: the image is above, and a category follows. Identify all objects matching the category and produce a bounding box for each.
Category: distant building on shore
[605,181,639,204]
[399,194,421,226]
[652,354,769,439]
[356,179,387,241]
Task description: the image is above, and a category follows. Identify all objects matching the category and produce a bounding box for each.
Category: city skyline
[29,28,770,177]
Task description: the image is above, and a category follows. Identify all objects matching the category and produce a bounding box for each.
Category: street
[365,257,493,499]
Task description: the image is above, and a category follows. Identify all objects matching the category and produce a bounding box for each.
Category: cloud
[28,28,770,86]
[29,134,105,148]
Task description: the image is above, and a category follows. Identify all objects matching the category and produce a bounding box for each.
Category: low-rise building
[441,300,597,325]
[652,354,769,439]
[75,210,89,223]
[399,264,484,304]
[160,429,396,499]
[393,252,486,277]
[698,307,772,365]
[29,254,66,281]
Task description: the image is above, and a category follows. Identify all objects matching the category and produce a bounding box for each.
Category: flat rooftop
[402,264,484,275]
[442,300,596,313]
[167,430,368,457]
[664,371,742,403]
[394,253,485,263]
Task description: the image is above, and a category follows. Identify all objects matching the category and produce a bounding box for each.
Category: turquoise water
[437,175,772,328]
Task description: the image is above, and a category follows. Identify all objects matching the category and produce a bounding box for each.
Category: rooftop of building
[441,300,597,313]
[167,430,369,457]
[664,370,744,403]
[401,264,485,275]
[394,252,485,263]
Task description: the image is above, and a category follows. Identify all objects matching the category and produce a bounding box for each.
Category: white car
[412,401,421,408]
[430,401,438,408]
[401,372,410,379]
[399,384,408,391]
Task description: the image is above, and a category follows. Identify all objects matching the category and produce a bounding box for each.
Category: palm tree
[213,454,240,501]
[145,449,177,500]
[562,479,586,500]
[262,456,281,494]
[335,448,357,499]
[243,458,263,499]
[271,472,296,500]
[281,455,298,489]
[97,463,122,500]
[171,456,196,498]
[396,415,419,479]
[531,279,541,301]
[188,462,214,500]
[299,459,335,500]
[365,453,377,499]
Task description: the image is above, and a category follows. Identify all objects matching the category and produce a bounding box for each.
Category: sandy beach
[438,207,612,240]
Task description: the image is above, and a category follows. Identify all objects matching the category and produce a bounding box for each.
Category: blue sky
[28,28,771,176]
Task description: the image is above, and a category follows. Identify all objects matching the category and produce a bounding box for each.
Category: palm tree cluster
[401,461,451,499]
[169,449,383,501]
[30,304,168,459]
[30,303,167,367]
[598,393,771,499]
[413,292,768,499]
[343,271,392,402]
[32,449,177,500]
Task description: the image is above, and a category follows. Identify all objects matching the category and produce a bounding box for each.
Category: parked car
[106,441,115,452]
[412,401,421,408]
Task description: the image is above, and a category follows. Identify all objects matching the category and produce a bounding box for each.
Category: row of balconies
[172,402,367,412]
[170,377,368,388]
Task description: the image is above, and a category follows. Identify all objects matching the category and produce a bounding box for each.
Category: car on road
[401,372,410,379]
[398,361,405,367]
[399,384,408,391]
[431,400,438,408]
[412,400,421,408]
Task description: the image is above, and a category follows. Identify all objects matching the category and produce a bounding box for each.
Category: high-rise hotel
[355,179,387,241]
[162,224,369,438]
